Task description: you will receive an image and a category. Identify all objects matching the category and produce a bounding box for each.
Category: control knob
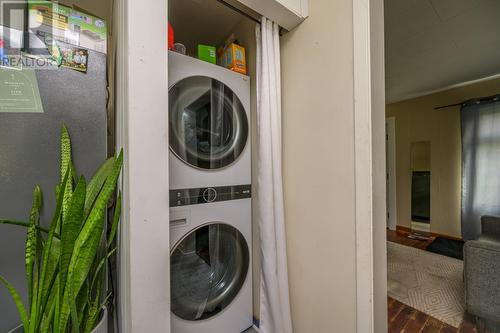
[202,188,217,203]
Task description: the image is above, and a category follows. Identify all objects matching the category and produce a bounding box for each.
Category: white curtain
[256,17,293,333]
[461,97,500,240]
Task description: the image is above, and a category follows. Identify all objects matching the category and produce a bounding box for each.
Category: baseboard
[395,225,411,234]
[395,225,463,241]
[430,232,463,242]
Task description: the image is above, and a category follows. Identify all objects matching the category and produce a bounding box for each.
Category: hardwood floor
[387,229,483,333]
[388,297,478,333]
[387,229,434,250]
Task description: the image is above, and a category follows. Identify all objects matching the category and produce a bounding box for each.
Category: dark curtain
[461,95,500,240]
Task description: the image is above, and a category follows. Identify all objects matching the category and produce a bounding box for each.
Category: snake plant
[0,125,123,333]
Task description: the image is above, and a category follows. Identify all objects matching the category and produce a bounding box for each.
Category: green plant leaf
[90,247,117,292]
[83,280,110,333]
[40,238,60,316]
[60,150,122,333]
[40,273,58,333]
[75,280,89,325]
[0,219,55,237]
[36,168,69,333]
[26,185,42,312]
[60,176,86,306]
[28,271,38,333]
[83,296,99,333]
[84,157,114,219]
[85,291,111,333]
[54,276,61,333]
[0,275,29,331]
[69,287,81,333]
[60,125,73,225]
[40,293,56,333]
[0,127,123,333]
[59,214,103,333]
[34,238,60,333]
[71,162,78,184]
[107,191,121,248]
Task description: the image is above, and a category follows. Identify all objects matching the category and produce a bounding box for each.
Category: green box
[197,45,217,64]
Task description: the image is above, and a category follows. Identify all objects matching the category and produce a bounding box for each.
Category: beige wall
[386,77,500,238]
[281,0,357,332]
[410,141,431,171]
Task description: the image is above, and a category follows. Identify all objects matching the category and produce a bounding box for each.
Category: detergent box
[218,43,246,75]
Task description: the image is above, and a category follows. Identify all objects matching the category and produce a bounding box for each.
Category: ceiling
[169,0,250,57]
[385,0,500,103]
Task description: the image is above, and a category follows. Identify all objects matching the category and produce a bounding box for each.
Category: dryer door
[169,76,249,170]
[170,223,250,321]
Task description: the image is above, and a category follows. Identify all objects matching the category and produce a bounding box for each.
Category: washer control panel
[170,184,251,207]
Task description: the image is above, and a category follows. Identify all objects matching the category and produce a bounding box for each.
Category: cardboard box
[197,45,216,64]
[218,43,246,75]
[28,0,107,54]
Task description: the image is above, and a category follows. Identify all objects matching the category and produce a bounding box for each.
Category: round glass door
[170,223,250,321]
[169,76,249,170]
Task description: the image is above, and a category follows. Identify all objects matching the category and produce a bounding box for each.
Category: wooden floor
[388,297,478,333]
[386,229,435,250]
[387,229,481,333]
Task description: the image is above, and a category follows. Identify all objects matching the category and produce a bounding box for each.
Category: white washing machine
[168,51,253,333]
[170,196,253,333]
[168,51,251,191]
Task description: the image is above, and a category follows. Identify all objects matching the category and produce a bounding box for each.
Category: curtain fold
[461,97,500,240]
[256,17,293,333]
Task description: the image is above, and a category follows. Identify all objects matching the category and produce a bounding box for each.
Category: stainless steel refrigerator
[0,49,107,331]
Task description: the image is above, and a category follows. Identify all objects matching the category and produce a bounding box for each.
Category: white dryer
[170,195,253,333]
[168,51,251,191]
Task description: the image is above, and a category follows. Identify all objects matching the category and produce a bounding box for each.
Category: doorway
[383,0,500,331]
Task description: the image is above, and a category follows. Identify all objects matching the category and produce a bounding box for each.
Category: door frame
[115,0,170,332]
[353,0,387,332]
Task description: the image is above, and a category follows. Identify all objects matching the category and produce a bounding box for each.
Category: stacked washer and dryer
[168,51,253,333]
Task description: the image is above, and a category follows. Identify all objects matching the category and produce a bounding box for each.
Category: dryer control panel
[170,184,251,207]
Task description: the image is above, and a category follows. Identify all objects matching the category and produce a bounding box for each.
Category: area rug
[426,237,465,260]
[387,241,465,328]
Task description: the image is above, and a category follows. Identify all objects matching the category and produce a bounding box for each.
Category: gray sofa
[464,215,500,333]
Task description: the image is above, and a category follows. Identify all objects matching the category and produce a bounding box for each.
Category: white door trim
[353,0,387,332]
[353,0,374,330]
[116,0,170,332]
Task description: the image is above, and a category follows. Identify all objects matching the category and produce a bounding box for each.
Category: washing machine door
[169,76,249,170]
[170,223,250,321]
